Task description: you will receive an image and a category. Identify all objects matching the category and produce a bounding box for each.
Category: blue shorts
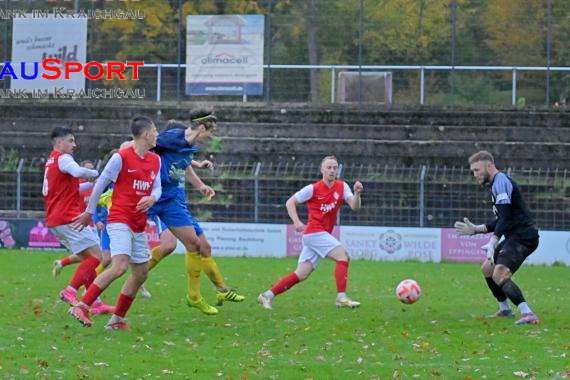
[100,227,110,251]
[148,197,203,236]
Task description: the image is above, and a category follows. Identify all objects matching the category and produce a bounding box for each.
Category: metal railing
[3,161,568,231]
[3,63,570,106]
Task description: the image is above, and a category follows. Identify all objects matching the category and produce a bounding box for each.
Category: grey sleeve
[58,154,99,178]
[85,154,122,214]
[491,173,513,205]
[150,162,162,200]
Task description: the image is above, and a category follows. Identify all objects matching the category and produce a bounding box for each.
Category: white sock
[263,290,274,299]
[518,302,532,315]
[499,300,510,311]
[337,292,347,300]
[108,314,122,324]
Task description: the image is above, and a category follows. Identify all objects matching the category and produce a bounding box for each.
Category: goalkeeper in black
[454,150,539,325]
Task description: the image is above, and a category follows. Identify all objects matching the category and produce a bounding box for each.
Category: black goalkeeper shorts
[494,237,539,273]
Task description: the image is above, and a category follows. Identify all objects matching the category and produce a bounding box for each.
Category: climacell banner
[11,15,88,93]
[186,15,264,96]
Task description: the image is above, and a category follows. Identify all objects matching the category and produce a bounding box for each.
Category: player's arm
[79,181,94,193]
[185,166,215,200]
[488,174,515,240]
[287,185,312,232]
[285,195,305,232]
[58,154,98,180]
[137,166,162,212]
[156,129,194,150]
[72,154,121,231]
[191,159,214,169]
[344,181,363,211]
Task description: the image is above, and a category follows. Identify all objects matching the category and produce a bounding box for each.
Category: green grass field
[0,249,568,379]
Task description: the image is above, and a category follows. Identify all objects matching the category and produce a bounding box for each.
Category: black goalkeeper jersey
[485,172,538,242]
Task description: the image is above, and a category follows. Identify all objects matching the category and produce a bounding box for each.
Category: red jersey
[79,179,94,227]
[107,147,160,233]
[302,180,347,234]
[42,151,82,227]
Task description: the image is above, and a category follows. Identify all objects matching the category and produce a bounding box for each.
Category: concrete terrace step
[2,103,570,127]
[212,137,570,168]
[4,120,570,144]
[217,122,570,143]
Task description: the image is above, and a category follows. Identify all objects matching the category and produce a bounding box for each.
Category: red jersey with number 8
[107,147,160,232]
[42,150,82,227]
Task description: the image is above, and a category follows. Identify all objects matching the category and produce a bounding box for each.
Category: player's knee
[480,261,493,277]
[101,256,111,268]
[162,241,177,254]
[110,262,129,277]
[181,237,200,252]
[200,242,212,257]
[492,266,511,285]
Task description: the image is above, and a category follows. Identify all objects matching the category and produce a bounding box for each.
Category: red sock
[82,283,103,307]
[270,272,300,296]
[335,261,349,293]
[61,256,73,267]
[69,255,100,290]
[82,256,100,288]
[114,293,134,318]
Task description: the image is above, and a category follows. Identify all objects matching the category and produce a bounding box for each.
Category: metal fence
[2,0,570,107]
[2,161,568,231]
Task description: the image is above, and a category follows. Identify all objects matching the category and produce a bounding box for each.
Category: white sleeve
[85,154,122,214]
[343,182,354,202]
[79,182,93,193]
[58,154,99,178]
[150,161,162,200]
[294,184,314,203]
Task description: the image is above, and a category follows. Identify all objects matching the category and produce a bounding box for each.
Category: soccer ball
[396,279,421,304]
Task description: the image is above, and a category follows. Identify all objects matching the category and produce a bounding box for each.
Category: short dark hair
[468,150,495,165]
[189,108,217,130]
[130,115,155,138]
[50,126,73,141]
[80,159,94,168]
[163,119,189,131]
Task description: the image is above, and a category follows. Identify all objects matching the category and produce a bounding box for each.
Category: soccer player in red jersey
[43,127,108,309]
[258,155,364,309]
[51,160,96,277]
[69,116,161,330]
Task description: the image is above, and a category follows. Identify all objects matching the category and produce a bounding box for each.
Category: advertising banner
[2,219,569,266]
[11,15,88,93]
[198,223,286,257]
[341,226,442,262]
[440,228,491,263]
[527,230,570,265]
[186,15,264,96]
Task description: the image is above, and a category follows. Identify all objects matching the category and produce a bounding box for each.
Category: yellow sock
[95,264,105,275]
[185,251,202,301]
[148,246,164,271]
[201,256,226,289]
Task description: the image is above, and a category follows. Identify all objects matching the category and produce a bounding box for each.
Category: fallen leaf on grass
[513,371,529,378]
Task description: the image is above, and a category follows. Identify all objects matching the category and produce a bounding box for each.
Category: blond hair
[468,150,494,165]
[321,155,339,166]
